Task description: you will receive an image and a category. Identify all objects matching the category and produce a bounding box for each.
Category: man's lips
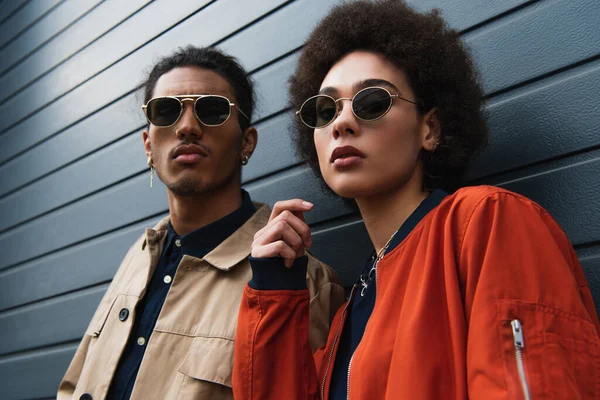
[172,144,209,163]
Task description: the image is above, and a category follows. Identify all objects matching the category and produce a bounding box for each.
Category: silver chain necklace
[359,230,398,296]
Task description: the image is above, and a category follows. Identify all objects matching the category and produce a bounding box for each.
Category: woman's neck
[356,177,428,254]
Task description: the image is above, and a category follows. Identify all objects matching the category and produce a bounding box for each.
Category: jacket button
[80,394,93,400]
[119,308,129,321]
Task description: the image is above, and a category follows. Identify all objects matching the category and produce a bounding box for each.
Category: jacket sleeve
[57,335,91,399]
[233,285,322,400]
[233,253,345,400]
[458,192,600,399]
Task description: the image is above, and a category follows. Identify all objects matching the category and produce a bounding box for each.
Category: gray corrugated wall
[0,0,598,398]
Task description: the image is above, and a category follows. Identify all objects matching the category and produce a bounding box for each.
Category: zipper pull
[511,319,525,348]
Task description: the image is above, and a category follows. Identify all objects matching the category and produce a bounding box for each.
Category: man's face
[143,66,255,197]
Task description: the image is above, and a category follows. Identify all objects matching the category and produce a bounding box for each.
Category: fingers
[269,199,313,222]
[251,241,298,268]
[254,219,304,255]
[251,199,314,268]
[256,208,312,249]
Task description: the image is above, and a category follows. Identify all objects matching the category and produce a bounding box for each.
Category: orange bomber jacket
[233,186,600,400]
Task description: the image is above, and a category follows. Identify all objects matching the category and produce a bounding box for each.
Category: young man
[57,46,344,400]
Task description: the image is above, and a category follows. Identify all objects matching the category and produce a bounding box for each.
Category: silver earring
[148,157,154,188]
[241,154,249,165]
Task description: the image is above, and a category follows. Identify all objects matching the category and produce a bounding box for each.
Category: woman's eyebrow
[318,86,338,96]
[354,78,400,93]
[318,79,402,96]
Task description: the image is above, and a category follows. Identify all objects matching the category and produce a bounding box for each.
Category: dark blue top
[107,191,256,400]
[247,190,448,400]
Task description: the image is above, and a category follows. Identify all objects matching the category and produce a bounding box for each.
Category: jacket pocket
[497,299,600,399]
[84,295,119,337]
[177,336,234,399]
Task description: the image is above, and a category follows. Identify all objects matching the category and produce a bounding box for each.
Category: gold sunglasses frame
[141,94,250,128]
[296,86,419,129]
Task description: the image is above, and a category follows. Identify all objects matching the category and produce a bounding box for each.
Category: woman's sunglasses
[296,86,419,129]
[142,94,249,127]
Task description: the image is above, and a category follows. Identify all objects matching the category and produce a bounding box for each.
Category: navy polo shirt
[107,191,256,400]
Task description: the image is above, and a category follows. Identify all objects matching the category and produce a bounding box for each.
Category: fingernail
[302,201,313,208]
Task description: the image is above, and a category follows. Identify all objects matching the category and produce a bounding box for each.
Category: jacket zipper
[347,262,380,400]
[511,319,531,400]
[322,285,357,400]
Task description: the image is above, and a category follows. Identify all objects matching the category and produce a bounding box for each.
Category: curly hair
[290,0,488,192]
[142,46,254,131]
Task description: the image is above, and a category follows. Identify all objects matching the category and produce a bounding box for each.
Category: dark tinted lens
[353,87,392,120]
[146,97,182,126]
[300,95,337,128]
[195,96,231,126]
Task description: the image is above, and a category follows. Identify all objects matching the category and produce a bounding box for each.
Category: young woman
[233,1,600,399]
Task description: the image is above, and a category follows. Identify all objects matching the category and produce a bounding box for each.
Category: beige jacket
[57,203,345,399]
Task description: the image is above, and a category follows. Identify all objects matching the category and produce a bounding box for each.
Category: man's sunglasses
[142,95,249,127]
[296,86,419,129]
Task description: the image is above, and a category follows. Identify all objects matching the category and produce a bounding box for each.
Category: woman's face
[313,51,435,199]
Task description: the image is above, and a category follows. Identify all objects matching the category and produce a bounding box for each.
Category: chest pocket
[177,336,235,399]
[85,295,119,337]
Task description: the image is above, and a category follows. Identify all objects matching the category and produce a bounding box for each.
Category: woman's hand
[252,199,314,267]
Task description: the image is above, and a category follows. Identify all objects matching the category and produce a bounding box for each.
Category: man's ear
[142,130,152,158]
[421,108,440,152]
[241,126,258,158]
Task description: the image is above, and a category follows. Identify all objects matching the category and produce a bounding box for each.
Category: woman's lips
[330,145,365,168]
[333,155,363,168]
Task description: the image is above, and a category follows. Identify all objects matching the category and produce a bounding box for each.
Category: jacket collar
[141,202,270,271]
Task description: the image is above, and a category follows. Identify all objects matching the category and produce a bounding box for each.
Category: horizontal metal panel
[0,0,150,103]
[311,218,371,288]
[470,59,600,180]
[0,132,147,232]
[0,0,102,75]
[0,343,77,400]
[243,112,300,182]
[0,0,30,26]
[0,285,106,355]
[0,0,286,164]
[0,0,62,49]
[467,0,600,94]
[408,0,529,31]
[0,92,145,197]
[0,217,159,311]
[0,173,168,271]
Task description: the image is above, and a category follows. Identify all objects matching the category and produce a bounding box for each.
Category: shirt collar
[166,190,256,259]
[143,191,271,271]
[384,189,448,256]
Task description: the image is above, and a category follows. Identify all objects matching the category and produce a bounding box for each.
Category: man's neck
[356,172,428,254]
[167,184,243,236]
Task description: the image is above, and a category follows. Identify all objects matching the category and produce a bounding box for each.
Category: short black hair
[290,0,488,192]
[142,46,254,131]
